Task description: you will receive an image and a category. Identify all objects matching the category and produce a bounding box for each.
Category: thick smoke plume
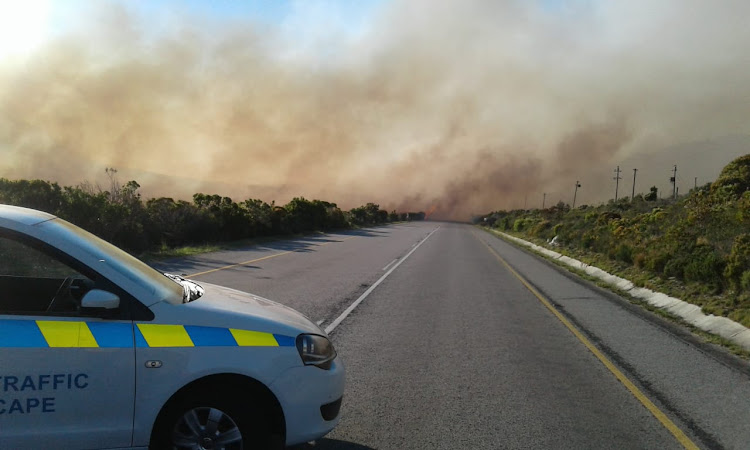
[1,0,750,219]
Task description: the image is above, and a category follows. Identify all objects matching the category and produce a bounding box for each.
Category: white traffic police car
[0,205,344,449]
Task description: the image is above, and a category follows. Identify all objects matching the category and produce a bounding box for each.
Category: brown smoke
[1,0,750,220]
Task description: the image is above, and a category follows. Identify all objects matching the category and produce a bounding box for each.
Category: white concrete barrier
[493,230,750,352]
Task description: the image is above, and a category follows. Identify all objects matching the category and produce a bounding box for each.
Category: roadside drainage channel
[491,230,750,352]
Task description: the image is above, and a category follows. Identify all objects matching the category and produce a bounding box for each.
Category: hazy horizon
[2,0,749,218]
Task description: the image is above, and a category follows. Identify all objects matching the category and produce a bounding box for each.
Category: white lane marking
[325,227,440,334]
[382,259,398,271]
[316,319,325,326]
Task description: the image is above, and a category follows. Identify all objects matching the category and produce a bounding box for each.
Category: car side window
[0,236,95,315]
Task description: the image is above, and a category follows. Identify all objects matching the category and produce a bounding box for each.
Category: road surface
[158,222,750,449]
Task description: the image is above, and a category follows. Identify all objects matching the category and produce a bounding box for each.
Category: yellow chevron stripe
[36,321,99,348]
[137,324,194,347]
[229,329,279,347]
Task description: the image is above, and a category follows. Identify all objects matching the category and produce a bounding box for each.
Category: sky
[0,0,749,219]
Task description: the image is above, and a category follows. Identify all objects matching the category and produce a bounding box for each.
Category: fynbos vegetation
[0,172,424,255]
[480,155,750,327]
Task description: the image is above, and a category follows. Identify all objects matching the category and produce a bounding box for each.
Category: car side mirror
[81,289,120,310]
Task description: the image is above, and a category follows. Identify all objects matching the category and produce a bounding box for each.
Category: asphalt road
[158,222,750,449]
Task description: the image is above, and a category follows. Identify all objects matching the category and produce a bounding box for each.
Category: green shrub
[683,245,724,286]
[0,175,374,254]
[530,220,551,237]
[711,154,750,201]
[513,218,527,232]
[724,234,750,290]
[646,251,670,274]
[736,192,750,222]
[614,243,634,264]
[633,252,646,268]
[741,271,750,292]
[596,212,621,225]
[664,257,686,279]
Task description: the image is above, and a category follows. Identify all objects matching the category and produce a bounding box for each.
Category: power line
[573,181,581,208]
[614,166,622,201]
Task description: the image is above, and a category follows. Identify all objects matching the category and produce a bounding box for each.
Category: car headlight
[296,334,336,369]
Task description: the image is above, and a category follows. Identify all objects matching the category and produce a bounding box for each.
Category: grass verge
[493,229,750,328]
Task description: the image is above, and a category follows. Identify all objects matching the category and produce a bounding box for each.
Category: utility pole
[614,166,622,201]
[542,193,546,209]
[632,168,638,201]
[694,177,698,190]
[524,194,528,210]
[573,181,581,208]
[670,165,677,199]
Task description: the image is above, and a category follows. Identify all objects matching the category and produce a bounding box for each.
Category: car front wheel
[152,393,276,450]
[171,405,244,450]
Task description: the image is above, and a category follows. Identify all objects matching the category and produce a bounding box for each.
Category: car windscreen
[39,218,184,305]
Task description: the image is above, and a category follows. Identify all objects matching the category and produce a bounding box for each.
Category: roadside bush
[477,154,750,321]
[348,203,396,226]
[1,174,403,254]
[613,243,634,264]
[736,192,750,222]
[711,154,750,201]
[741,271,750,292]
[580,230,596,249]
[724,234,750,290]
[633,252,646,268]
[646,250,671,274]
[530,220,551,237]
[596,211,621,225]
[683,245,724,287]
[664,257,686,279]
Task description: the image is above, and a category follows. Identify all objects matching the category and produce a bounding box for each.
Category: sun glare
[0,0,50,60]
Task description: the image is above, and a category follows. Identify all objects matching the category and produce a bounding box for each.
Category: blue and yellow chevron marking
[0,319,295,349]
[137,324,194,347]
[36,321,98,348]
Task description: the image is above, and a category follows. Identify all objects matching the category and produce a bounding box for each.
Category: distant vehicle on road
[0,204,344,449]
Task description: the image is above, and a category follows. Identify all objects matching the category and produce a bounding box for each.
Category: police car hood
[176,282,322,335]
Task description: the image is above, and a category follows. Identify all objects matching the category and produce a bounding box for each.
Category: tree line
[0,174,425,254]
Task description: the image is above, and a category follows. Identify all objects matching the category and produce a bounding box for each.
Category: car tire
[151,392,278,450]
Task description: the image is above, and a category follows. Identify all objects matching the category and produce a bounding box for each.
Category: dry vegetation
[480,155,750,327]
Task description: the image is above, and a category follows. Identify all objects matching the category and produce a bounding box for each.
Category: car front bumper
[270,357,346,446]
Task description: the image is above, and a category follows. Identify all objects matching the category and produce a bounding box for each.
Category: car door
[0,233,135,449]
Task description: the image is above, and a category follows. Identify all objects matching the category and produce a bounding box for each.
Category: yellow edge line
[187,251,293,277]
[187,235,357,278]
[475,233,700,450]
